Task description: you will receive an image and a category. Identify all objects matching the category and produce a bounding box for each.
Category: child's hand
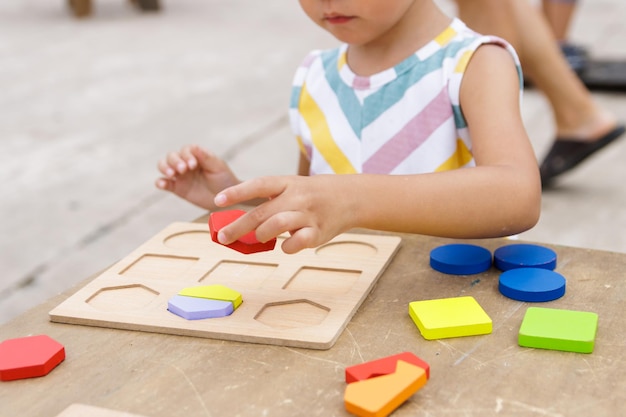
[156,145,239,210]
[213,175,357,254]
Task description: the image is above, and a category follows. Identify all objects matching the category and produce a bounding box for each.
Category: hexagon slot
[254,300,330,329]
[283,267,361,294]
[163,231,214,250]
[200,261,277,288]
[86,284,159,312]
[315,241,378,257]
[119,254,198,280]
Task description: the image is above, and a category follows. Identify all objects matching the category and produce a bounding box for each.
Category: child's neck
[346,4,451,77]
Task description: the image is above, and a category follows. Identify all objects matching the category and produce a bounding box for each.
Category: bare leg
[542,0,578,42]
[456,0,623,185]
[455,0,617,141]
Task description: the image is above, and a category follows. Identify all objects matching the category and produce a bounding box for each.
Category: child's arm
[156,144,240,210]
[213,45,541,254]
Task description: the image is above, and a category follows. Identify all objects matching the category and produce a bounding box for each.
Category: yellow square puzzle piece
[408,296,492,340]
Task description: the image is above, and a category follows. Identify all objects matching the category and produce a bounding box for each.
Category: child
[156,0,541,254]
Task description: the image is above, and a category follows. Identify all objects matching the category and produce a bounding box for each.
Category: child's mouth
[324,14,354,25]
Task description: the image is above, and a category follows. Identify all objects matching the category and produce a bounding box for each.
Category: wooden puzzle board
[56,404,146,417]
[49,222,401,349]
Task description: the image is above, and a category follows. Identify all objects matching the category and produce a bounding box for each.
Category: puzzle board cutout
[49,222,401,350]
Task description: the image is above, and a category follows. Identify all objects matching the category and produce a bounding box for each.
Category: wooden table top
[2,228,624,417]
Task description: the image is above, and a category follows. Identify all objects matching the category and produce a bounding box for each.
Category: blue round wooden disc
[499,268,566,302]
[494,244,557,271]
[429,244,492,275]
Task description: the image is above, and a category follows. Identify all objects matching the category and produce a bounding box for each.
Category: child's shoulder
[296,46,342,69]
[291,46,344,89]
[448,18,519,61]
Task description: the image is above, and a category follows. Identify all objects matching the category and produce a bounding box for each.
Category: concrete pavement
[1,0,625,325]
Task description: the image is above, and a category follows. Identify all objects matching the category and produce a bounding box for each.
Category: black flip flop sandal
[539,124,625,187]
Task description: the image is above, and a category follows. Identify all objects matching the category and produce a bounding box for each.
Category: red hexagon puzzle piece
[208,210,276,254]
[0,335,65,381]
[345,352,430,383]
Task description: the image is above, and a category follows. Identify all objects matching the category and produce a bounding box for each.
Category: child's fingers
[155,177,174,191]
[191,146,227,174]
[213,177,293,245]
[179,145,199,170]
[253,210,302,244]
[215,204,268,245]
[217,200,311,250]
[213,197,276,245]
[222,209,315,254]
[157,159,176,178]
[166,151,191,175]
[281,227,317,254]
[214,177,283,207]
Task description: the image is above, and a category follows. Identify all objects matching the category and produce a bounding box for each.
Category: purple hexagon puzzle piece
[168,295,234,320]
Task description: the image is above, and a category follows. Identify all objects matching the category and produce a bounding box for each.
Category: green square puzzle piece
[408,296,492,340]
[518,307,598,353]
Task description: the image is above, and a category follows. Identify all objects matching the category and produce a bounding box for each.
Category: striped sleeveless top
[289,18,522,175]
